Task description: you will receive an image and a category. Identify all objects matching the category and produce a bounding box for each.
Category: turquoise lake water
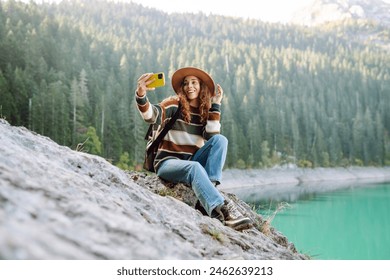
[238,182,390,260]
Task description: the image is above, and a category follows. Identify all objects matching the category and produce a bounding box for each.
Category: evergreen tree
[84,126,102,155]
[0,71,13,119]
[0,0,389,168]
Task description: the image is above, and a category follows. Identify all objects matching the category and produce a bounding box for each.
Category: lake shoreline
[221,166,390,190]
[220,166,390,204]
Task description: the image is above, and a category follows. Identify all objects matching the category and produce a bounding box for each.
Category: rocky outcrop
[291,0,390,26]
[0,119,305,259]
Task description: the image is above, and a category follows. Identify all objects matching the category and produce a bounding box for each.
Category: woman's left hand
[211,84,223,105]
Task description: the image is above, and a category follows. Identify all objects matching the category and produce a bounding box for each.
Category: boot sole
[225,218,253,231]
[233,222,253,231]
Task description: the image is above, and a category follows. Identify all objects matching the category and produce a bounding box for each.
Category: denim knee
[210,134,228,146]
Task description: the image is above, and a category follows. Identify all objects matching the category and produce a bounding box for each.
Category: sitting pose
[135,67,252,230]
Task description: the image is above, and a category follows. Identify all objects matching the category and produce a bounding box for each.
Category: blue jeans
[156,135,228,216]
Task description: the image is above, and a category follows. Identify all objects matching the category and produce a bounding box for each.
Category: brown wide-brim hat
[171,67,215,96]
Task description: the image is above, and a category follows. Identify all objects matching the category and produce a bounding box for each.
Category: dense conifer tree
[0,0,389,168]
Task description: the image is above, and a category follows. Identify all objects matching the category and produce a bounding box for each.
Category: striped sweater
[135,94,221,171]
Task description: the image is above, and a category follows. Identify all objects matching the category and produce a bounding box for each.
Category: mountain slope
[1,0,389,169]
[291,0,390,26]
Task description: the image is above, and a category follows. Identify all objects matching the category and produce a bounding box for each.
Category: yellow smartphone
[146,72,165,88]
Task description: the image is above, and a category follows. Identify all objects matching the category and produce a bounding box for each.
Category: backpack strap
[146,103,181,154]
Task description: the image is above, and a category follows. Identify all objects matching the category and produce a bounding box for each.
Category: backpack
[143,104,181,172]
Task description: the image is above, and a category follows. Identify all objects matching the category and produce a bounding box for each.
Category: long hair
[177,80,211,124]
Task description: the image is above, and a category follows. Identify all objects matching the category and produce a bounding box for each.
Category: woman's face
[183,76,201,101]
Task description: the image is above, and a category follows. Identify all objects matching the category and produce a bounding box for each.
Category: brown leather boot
[213,199,253,231]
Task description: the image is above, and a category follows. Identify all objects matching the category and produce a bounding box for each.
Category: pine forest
[0,0,389,169]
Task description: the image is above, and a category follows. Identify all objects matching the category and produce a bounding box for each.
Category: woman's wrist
[135,90,146,98]
[210,103,221,111]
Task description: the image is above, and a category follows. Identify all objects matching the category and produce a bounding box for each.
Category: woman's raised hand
[136,73,155,97]
[211,84,224,105]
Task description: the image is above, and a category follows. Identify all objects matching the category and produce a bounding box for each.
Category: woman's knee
[210,134,228,147]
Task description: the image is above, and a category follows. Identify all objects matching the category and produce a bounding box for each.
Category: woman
[135,67,252,231]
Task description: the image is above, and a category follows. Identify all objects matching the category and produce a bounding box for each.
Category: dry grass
[260,202,290,236]
[76,137,89,152]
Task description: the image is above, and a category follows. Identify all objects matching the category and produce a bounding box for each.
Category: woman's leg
[157,157,253,231]
[156,159,224,216]
[191,134,228,184]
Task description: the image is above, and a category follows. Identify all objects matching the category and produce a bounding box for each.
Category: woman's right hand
[136,73,154,97]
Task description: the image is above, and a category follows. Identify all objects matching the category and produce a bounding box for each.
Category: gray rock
[0,119,306,260]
